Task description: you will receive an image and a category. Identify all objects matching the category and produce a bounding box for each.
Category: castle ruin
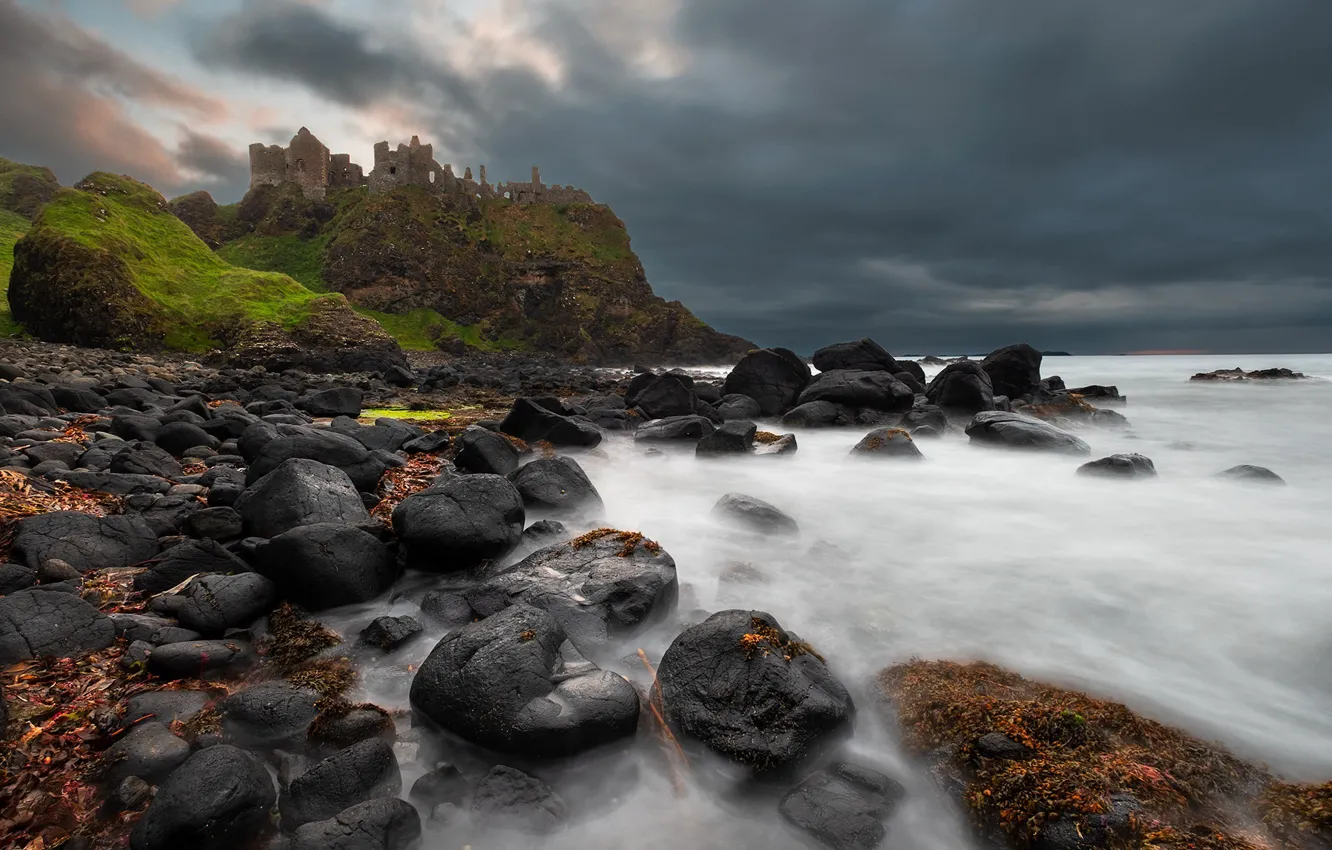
[248,128,593,205]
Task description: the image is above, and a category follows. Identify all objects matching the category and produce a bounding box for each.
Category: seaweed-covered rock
[409,603,639,758]
[0,588,115,664]
[877,660,1271,850]
[12,511,158,572]
[1077,454,1157,478]
[235,458,372,538]
[508,457,603,517]
[129,745,275,850]
[280,737,401,828]
[290,798,422,850]
[965,411,1090,455]
[723,349,811,417]
[657,609,853,774]
[391,474,524,571]
[255,523,397,610]
[850,428,923,460]
[779,763,905,850]
[462,530,677,650]
[471,766,567,834]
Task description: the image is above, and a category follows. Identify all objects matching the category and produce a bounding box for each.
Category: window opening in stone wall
[296,158,306,172]
[389,166,397,175]
[429,171,436,183]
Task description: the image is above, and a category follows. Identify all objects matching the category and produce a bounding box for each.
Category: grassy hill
[9,173,402,369]
[0,209,27,336]
[173,181,752,364]
[0,157,61,339]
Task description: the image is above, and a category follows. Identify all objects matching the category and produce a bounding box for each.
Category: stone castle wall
[249,128,593,205]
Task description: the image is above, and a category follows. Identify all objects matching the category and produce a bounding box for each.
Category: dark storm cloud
[175,129,250,198]
[200,0,1332,352]
[0,0,233,195]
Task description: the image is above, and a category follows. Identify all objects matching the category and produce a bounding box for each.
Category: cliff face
[173,183,753,365]
[8,173,404,372]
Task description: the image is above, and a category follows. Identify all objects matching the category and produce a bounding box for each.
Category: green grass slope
[0,209,28,336]
[9,173,392,355]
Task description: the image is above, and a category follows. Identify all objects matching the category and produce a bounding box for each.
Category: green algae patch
[361,407,453,422]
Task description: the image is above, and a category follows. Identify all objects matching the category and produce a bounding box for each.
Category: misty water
[323,353,1332,850]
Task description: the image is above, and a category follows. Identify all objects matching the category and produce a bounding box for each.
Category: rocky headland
[0,334,1317,850]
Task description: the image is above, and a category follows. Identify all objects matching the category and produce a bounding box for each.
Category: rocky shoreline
[0,338,1319,850]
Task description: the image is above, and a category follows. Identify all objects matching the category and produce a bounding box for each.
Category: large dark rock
[780,400,856,428]
[361,615,423,651]
[298,387,364,419]
[632,374,697,419]
[500,398,602,448]
[1077,454,1157,478]
[724,349,811,417]
[965,411,1091,455]
[155,422,216,457]
[925,361,996,415]
[696,420,757,456]
[0,588,115,664]
[454,426,520,476]
[392,474,524,571]
[246,427,388,493]
[712,492,799,536]
[122,690,210,728]
[111,442,184,479]
[280,737,402,828]
[0,562,37,594]
[634,415,715,442]
[220,681,321,750]
[256,523,397,610]
[129,745,275,850]
[134,538,251,595]
[658,609,853,774]
[409,603,640,758]
[463,531,677,650]
[13,511,158,572]
[148,639,256,679]
[779,763,905,850]
[174,573,276,635]
[812,339,899,374]
[850,428,924,460]
[798,370,914,413]
[717,394,762,421]
[1219,464,1286,485]
[234,458,372,538]
[331,417,418,453]
[472,766,567,834]
[104,721,191,783]
[290,798,422,850]
[981,343,1043,401]
[508,457,603,517]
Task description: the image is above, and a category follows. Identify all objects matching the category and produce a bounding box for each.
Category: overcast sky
[4,0,1332,354]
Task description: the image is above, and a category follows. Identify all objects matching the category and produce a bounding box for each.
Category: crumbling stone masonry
[249,128,593,205]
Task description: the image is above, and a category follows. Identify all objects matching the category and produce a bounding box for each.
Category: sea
[323,352,1332,849]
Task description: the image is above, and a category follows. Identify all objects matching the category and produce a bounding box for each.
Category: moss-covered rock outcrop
[180,182,752,364]
[8,172,405,371]
[0,157,60,220]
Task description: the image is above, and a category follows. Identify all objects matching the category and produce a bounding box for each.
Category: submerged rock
[850,428,923,460]
[280,738,402,828]
[290,798,421,850]
[712,492,800,536]
[657,609,853,774]
[965,411,1090,455]
[1077,454,1157,478]
[471,765,567,835]
[779,763,906,850]
[1219,464,1286,485]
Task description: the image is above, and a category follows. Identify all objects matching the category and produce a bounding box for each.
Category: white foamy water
[325,353,1332,850]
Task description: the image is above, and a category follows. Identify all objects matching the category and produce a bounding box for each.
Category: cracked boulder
[0,588,115,664]
[460,531,677,651]
[134,538,251,595]
[173,573,277,636]
[291,798,422,850]
[235,458,372,539]
[657,609,853,774]
[12,511,158,572]
[280,737,402,828]
[410,603,640,758]
[254,523,397,610]
[245,427,389,493]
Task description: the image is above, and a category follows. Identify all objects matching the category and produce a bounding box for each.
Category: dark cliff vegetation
[0,157,61,336]
[170,181,753,363]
